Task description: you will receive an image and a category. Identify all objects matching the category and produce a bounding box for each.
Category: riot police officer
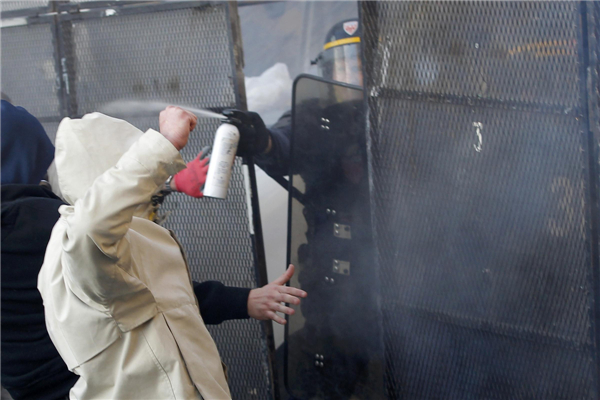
[225,20,382,399]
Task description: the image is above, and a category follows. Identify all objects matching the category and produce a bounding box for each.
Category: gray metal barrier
[362,1,600,399]
[1,2,275,399]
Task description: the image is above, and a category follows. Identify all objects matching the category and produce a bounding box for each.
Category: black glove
[222,109,270,156]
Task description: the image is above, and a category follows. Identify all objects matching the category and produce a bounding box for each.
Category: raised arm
[59,107,197,311]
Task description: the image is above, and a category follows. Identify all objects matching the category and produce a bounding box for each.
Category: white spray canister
[203,122,240,199]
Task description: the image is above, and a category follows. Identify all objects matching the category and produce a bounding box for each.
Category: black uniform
[254,110,293,177]
[257,96,383,399]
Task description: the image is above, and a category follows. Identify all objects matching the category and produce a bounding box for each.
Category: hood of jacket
[1,100,55,185]
[54,112,147,206]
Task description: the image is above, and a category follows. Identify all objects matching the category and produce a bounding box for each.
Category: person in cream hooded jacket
[38,107,231,399]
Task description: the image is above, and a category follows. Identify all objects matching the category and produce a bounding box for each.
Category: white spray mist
[99,99,223,119]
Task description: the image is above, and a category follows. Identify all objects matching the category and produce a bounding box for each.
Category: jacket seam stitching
[141,328,176,400]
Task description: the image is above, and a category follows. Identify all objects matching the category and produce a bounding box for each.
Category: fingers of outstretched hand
[277,293,301,306]
[272,303,295,316]
[266,311,286,325]
[279,285,307,298]
[273,264,295,285]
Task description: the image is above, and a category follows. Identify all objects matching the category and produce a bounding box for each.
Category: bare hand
[159,106,198,151]
[247,264,307,325]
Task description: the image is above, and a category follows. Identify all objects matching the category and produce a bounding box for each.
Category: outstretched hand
[247,264,307,325]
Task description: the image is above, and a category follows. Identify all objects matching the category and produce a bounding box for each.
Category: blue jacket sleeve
[193,281,251,325]
[254,110,292,178]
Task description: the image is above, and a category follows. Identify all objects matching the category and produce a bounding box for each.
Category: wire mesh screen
[0,1,49,12]
[64,4,271,399]
[362,1,598,399]
[67,6,235,114]
[1,23,61,120]
[374,1,580,107]
[1,2,273,399]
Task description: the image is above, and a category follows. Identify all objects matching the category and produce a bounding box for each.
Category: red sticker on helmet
[343,21,358,36]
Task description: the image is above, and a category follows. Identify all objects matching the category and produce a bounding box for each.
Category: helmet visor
[320,42,363,87]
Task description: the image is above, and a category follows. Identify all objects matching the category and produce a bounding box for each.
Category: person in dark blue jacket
[1,100,79,400]
[1,100,305,400]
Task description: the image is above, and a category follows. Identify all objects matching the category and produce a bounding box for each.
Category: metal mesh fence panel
[363,1,598,399]
[64,4,270,398]
[0,1,49,12]
[1,2,273,399]
[1,22,61,119]
[373,1,580,107]
[67,5,236,114]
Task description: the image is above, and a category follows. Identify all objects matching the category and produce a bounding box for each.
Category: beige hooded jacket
[38,113,231,399]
